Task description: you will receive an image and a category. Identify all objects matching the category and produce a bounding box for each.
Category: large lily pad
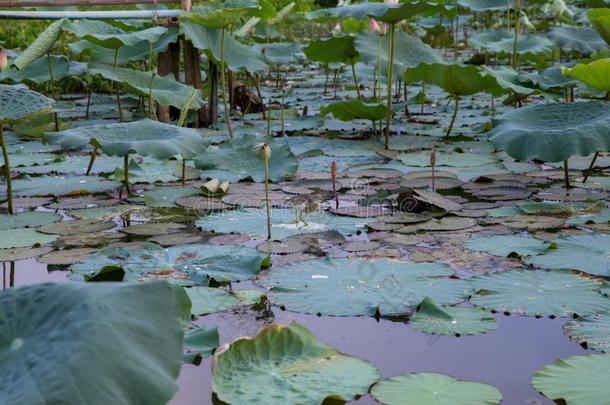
[0,281,184,404]
[548,26,607,55]
[525,233,610,276]
[45,119,209,159]
[489,101,610,162]
[259,258,471,316]
[195,135,297,182]
[0,228,57,249]
[410,297,497,336]
[89,64,204,109]
[463,235,551,257]
[470,270,610,317]
[371,372,503,405]
[186,287,264,315]
[320,99,387,121]
[532,353,610,405]
[564,313,610,352]
[212,323,380,405]
[469,29,555,57]
[0,211,61,231]
[0,85,55,124]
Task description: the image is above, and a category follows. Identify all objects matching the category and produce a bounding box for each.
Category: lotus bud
[519,11,535,31]
[331,160,337,178]
[430,145,436,167]
[333,23,341,34]
[369,18,380,32]
[0,49,7,71]
[254,143,272,160]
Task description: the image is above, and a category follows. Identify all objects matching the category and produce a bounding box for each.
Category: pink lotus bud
[331,160,337,177]
[384,0,399,4]
[430,145,436,166]
[333,23,341,33]
[0,49,8,71]
[369,19,380,32]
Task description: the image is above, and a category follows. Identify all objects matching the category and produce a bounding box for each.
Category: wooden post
[156,22,181,122]
[205,60,219,127]
[184,40,206,127]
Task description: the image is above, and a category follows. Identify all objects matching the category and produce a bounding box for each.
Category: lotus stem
[350,57,361,100]
[251,73,266,120]
[445,96,459,138]
[260,143,272,240]
[404,80,410,118]
[9,261,14,288]
[86,147,98,176]
[384,22,396,150]
[332,68,339,98]
[85,89,92,120]
[0,125,13,215]
[563,159,570,189]
[511,0,521,69]
[421,82,425,114]
[219,27,234,139]
[323,66,329,95]
[583,151,599,183]
[46,53,60,132]
[331,160,339,209]
[491,95,495,117]
[266,96,272,137]
[281,86,285,136]
[114,47,124,123]
[506,0,511,29]
[123,154,131,195]
[148,73,155,120]
[431,144,436,192]
[181,155,186,185]
[178,89,197,128]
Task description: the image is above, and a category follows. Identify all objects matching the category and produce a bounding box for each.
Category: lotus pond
[1,0,610,404]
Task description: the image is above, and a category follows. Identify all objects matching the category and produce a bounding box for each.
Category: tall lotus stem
[47,53,60,132]
[430,144,436,192]
[350,57,361,100]
[85,147,98,176]
[445,96,459,138]
[220,27,234,139]
[384,22,396,150]
[583,151,599,183]
[281,86,285,136]
[123,154,131,195]
[114,48,124,123]
[257,143,272,240]
[563,160,570,189]
[331,160,339,209]
[511,0,522,69]
[0,125,13,214]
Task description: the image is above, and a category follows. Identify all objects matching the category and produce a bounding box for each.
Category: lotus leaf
[12,19,66,70]
[489,101,610,162]
[0,281,184,404]
[212,323,380,405]
[259,258,471,316]
[410,297,497,336]
[64,20,167,49]
[186,287,264,315]
[0,228,57,249]
[183,325,219,364]
[564,313,610,352]
[0,85,55,124]
[532,353,610,404]
[371,372,503,405]
[463,235,551,257]
[562,58,610,92]
[470,270,610,317]
[320,99,387,121]
[548,26,607,55]
[588,8,610,45]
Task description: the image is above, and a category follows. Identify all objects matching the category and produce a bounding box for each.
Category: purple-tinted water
[11,259,587,405]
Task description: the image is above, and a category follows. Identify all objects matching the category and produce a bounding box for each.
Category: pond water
[11,258,586,405]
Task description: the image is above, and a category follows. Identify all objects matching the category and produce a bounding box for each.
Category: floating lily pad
[37,248,97,266]
[525,233,610,276]
[564,313,610,352]
[371,372,503,405]
[532,353,610,405]
[38,219,115,236]
[463,235,551,257]
[183,325,219,364]
[212,323,380,405]
[120,222,186,237]
[0,246,54,262]
[0,281,185,404]
[0,228,57,249]
[470,270,610,317]
[410,297,497,336]
[0,211,61,231]
[259,258,471,316]
[186,287,264,315]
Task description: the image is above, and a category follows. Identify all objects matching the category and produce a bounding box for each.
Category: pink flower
[333,23,341,33]
[369,18,380,32]
[384,0,399,4]
[0,49,7,71]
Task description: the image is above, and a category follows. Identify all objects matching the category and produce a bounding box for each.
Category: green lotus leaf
[371,372,503,405]
[519,64,579,91]
[71,242,268,283]
[183,325,219,364]
[259,257,471,316]
[525,233,610,276]
[562,58,610,92]
[63,20,167,49]
[564,312,610,352]
[255,42,302,65]
[194,135,296,182]
[517,201,572,215]
[489,101,610,162]
[322,1,456,24]
[0,85,55,125]
[532,353,610,404]
[463,235,551,257]
[470,270,610,317]
[45,119,209,159]
[303,35,358,65]
[89,64,204,109]
[469,29,555,56]
[356,31,443,77]
[7,175,121,197]
[406,63,500,96]
[212,323,380,405]
[0,227,57,249]
[186,287,264,315]
[197,208,374,239]
[184,0,260,29]
[0,211,61,231]
[0,281,184,404]
[548,26,607,55]
[396,149,498,167]
[181,21,267,73]
[0,55,71,84]
[588,8,610,45]
[410,297,497,336]
[320,99,387,121]
[68,28,179,65]
[13,19,66,70]
[458,0,519,11]
[482,66,536,95]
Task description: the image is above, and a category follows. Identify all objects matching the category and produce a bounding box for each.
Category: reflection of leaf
[0,281,185,404]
